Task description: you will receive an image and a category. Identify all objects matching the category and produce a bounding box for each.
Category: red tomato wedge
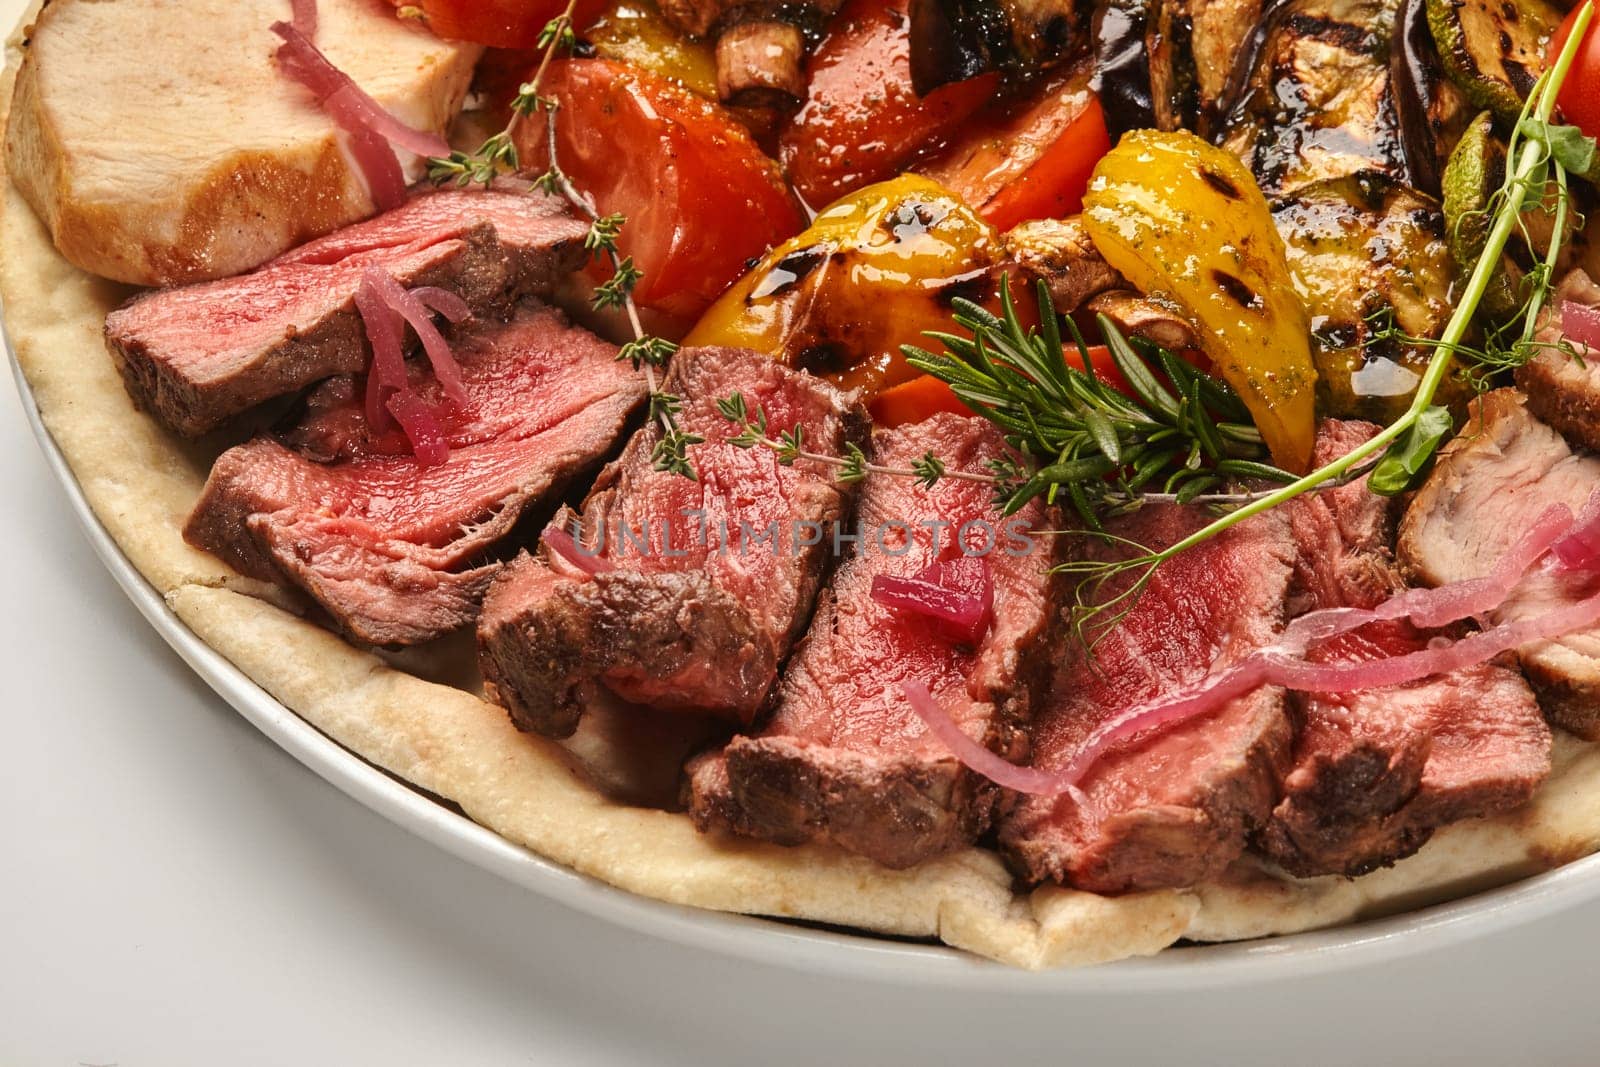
[869,375,972,427]
[518,58,805,320]
[920,65,1110,231]
[778,0,998,210]
[869,343,1127,427]
[388,0,604,49]
[1550,6,1600,139]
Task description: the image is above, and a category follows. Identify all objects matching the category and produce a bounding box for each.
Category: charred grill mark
[1500,0,1518,20]
[935,271,992,308]
[1213,269,1264,311]
[1281,13,1377,53]
[1503,57,1537,97]
[1202,168,1244,199]
[794,342,853,376]
[749,245,830,301]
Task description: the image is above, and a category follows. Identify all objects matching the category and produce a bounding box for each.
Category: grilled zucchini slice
[1426,0,1559,121]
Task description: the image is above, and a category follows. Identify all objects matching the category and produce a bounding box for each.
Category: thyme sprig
[425,0,578,187]
[715,392,993,488]
[423,1,695,476]
[539,108,700,477]
[903,280,1294,522]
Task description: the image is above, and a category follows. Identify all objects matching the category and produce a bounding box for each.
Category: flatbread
[5,5,1600,969]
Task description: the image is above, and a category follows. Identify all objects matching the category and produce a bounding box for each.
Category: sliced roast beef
[185,305,644,646]
[999,504,1295,893]
[478,347,865,738]
[1517,268,1600,452]
[686,416,1059,870]
[1399,389,1600,739]
[1258,420,1550,878]
[106,188,588,437]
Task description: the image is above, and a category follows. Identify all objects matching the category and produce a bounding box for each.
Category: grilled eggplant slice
[1091,0,1160,135]
[1391,0,1474,195]
[1425,0,1559,121]
[908,0,1080,92]
[1091,0,1256,138]
[1274,172,1468,421]
[1219,0,1419,198]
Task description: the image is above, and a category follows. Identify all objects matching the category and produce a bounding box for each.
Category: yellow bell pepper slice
[1082,130,1318,472]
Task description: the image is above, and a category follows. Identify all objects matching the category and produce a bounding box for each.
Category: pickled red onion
[363,267,468,407]
[344,126,408,211]
[270,22,450,158]
[290,0,318,37]
[543,527,614,576]
[872,556,993,644]
[384,391,449,467]
[909,488,1600,799]
[352,276,407,430]
[1553,490,1600,571]
[408,287,472,323]
[1562,300,1600,353]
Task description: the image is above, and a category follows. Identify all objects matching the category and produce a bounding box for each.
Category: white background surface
[6,6,1600,1064]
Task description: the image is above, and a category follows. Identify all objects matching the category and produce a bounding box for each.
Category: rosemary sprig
[903,280,1294,522]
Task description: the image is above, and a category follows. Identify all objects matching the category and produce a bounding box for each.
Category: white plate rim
[10,326,1600,991]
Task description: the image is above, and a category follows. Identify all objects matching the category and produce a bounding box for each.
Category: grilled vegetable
[1082,130,1318,471]
[587,0,720,97]
[1090,0,1154,135]
[684,175,1012,399]
[1441,110,1525,319]
[1426,0,1560,121]
[1391,0,1474,195]
[908,0,1083,93]
[1275,172,1468,421]
[779,0,998,208]
[1092,0,1262,138]
[1219,0,1422,198]
[917,61,1110,229]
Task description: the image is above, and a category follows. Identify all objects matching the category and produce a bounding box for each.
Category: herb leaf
[1370,405,1454,496]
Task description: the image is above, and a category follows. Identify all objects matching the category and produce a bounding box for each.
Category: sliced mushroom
[1002,217,1125,312]
[716,20,806,106]
[1087,289,1199,350]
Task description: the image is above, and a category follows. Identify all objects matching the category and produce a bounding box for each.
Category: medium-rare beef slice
[479,347,865,737]
[185,305,644,646]
[105,187,587,437]
[1517,269,1600,452]
[999,504,1295,893]
[1259,420,1551,878]
[686,415,1059,870]
[1398,389,1600,738]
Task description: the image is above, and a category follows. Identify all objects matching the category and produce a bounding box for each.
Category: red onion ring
[352,275,408,431]
[543,527,614,576]
[408,286,472,323]
[871,557,993,644]
[343,125,408,211]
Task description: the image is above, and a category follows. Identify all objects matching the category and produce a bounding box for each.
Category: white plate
[11,333,1600,991]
